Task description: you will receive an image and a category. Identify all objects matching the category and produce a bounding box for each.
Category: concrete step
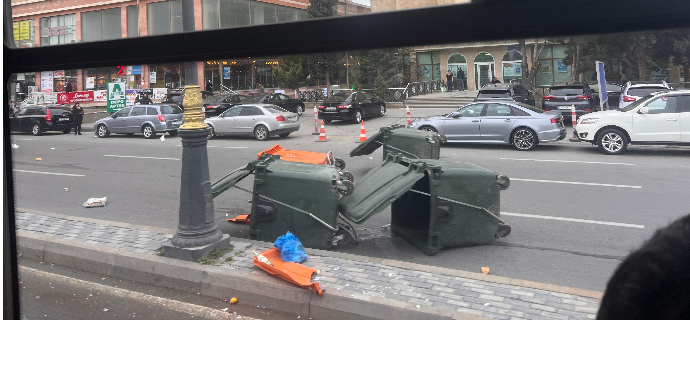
[407,100,475,105]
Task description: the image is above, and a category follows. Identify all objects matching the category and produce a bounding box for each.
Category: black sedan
[203,93,246,117]
[589,82,623,110]
[9,105,76,135]
[254,93,306,116]
[318,91,386,124]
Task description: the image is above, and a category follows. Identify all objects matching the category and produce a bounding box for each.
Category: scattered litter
[226,213,251,224]
[221,308,229,312]
[51,148,55,150]
[370,285,376,289]
[64,188,69,191]
[35,158,42,161]
[316,270,321,274]
[11,144,18,149]
[103,308,108,312]
[230,297,238,304]
[89,294,92,297]
[35,296,40,299]
[224,299,229,302]
[274,231,308,263]
[381,224,391,229]
[298,316,300,319]
[415,305,421,308]
[388,273,395,278]
[484,303,491,307]
[160,135,165,141]
[333,267,339,271]
[83,197,107,208]
[481,267,490,275]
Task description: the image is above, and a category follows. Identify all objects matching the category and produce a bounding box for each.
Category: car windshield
[325,92,353,101]
[478,90,510,97]
[549,87,586,96]
[48,108,70,114]
[628,87,668,97]
[265,106,288,113]
[160,105,183,114]
[619,93,657,111]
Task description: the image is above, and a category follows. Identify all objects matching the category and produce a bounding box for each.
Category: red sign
[58,91,94,104]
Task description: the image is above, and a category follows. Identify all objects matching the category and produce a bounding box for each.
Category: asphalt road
[9,107,690,292]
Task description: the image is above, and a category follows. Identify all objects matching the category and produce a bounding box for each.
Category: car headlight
[579,118,599,124]
[409,121,418,127]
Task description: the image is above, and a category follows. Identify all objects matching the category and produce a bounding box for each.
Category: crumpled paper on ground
[83,197,107,208]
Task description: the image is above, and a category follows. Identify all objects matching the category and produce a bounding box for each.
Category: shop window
[148,0,184,36]
[13,20,36,48]
[127,6,139,38]
[39,14,76,46]
[502,51,522,82]
[447,53,468,84]
[81,8,122,42]
[203,0,309,30]
[417,51,441,81]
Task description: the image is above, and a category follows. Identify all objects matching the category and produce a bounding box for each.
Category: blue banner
[596,61,608,109]
[223,67,231,79]
[130,65,141,75]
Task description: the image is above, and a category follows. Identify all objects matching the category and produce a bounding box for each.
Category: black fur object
[597,214,690,320]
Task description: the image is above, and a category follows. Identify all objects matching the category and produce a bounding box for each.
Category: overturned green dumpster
[350,124,444,161]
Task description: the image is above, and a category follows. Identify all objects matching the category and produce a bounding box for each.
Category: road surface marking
[500,158,635,166]
[501,212,644,229]
[175,145,248,149]
[511,178,641,189]
[20,266,253,320]
[14,138,37,141]
[14,169,85,177]
[104,155,180,160]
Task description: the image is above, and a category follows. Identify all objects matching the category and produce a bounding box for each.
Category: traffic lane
[18,257,302,320]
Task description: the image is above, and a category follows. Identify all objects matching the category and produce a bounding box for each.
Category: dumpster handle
[409,189,507,224]
[231,185,339,232]
[374,141,420,159]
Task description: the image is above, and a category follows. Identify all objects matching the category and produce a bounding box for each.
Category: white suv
[619,80,671,109]
[575,90,690,155]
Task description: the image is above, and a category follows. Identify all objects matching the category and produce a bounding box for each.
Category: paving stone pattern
[16,211,600,320]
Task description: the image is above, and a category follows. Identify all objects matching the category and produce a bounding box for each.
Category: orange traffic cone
[316,120,329,142]
[357,120,367,142]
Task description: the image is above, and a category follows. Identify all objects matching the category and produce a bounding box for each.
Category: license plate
[325,107,336,111]
[173,120,181,125]
[59,117,69,121]
[558,106,571,110]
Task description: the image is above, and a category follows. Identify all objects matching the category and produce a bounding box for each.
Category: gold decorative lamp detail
[179,85,207,130]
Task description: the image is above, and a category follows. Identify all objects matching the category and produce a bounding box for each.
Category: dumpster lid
[349,129,386,157]
[338,156,426,223]
[211,162,256,198]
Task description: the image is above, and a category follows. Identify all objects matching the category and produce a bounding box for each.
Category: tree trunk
[326,72,331,97]
[636,44,647,81]
[519,39,529,86]
[572,43,580,83]
[684,65,689,83]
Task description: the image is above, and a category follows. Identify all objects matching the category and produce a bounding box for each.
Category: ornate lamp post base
[164,85,230,262]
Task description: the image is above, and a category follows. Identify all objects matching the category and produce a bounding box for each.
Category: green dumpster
[211,155,358,249]
[350,125,443,161]
[339,154,511,255]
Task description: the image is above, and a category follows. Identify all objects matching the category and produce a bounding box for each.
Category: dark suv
[475,83,535,106]
[9,105,76,135]
[542,83,596,118]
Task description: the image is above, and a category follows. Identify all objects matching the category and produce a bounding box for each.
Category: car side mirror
[639,106,649,114]
[451,112,462,118]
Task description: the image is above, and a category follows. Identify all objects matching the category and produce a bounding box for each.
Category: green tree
[654,28,690,83]
[273,55,308,91]
[352,48,410,92]
[306,0,340,94]
[307,0,337,18]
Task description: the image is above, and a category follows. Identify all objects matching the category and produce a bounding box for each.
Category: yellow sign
[13,22,19,41]
[19,21,30,41]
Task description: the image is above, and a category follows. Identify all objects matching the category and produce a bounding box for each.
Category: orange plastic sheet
[226,214,251,224]
[258,144,333,166]
[253,248,324,295]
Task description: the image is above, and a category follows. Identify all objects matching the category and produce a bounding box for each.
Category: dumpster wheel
[334,157,346,169]
[338,180,355,196]
[332,219,359,248]
[497,175,511,190]
[496,223,512,238]
[341,170,355,183]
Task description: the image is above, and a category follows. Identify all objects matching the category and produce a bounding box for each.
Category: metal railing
[296,80,445,104]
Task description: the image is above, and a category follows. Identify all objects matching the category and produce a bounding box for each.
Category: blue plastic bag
[274,232,308,264]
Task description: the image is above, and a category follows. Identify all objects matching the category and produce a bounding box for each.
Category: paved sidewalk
[15,210,600,320]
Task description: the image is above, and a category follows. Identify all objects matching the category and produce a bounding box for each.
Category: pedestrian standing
[446,70,454,92]
[206,80,213,93]
[457,67,466,91]
[259,83,265,94]
[72,103,84,135]
[140,94,152,104]
[65,81,73,93]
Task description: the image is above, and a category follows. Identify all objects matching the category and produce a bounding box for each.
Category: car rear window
[265,106,288,114]
[628,87,668,97]
[325,92,353,101]
[48,108,70,115]
[205,95,226,103]
[478,90,510,98]
[549,87,586,96]
[160,105,183,114]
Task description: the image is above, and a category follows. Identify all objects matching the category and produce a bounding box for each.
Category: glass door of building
[474,63,494,89]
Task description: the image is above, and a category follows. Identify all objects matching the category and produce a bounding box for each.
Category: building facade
[9,0,370,103]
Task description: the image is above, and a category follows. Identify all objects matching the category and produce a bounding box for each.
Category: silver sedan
[204,103,300,141]
[408,101,566,150]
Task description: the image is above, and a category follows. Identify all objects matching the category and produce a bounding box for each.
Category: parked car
[475,83,535,106]
[318,91,386,124]
[9,105,76,135]
[159,90,214,109]
[408,101,566,151]
[203,93,246,117]
[93,104,184,139]
[575,90,690,155]
[542,83,596,118]
[589,82,623,110]
[204,104,300,141]
[618,80,672,109]
[253,93,306,116]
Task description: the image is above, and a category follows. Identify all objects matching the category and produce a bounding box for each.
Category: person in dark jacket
[490,76,502,84]
[140,94,152,104]
[206,80,213,93]
[71,103,84,135]
[457,68,466,91]
[65,81,73,93]
[446,70,454,92]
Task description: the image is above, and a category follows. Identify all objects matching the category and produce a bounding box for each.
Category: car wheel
[253,125,269,141]
[278,133,290,138]
[352,109,362,124]
[31,123,43,136]
[296,105,303,116]
[379,105,386,117]
[97,124,110,138]
[142,124,156,139]
[62,127,71,134]
[511,128,537,151]
[597,128,628,155]
[207,126,216,140]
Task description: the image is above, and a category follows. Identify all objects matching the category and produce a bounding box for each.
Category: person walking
[457,67,466,91]
[446,70,454,92]
[258,83,265,94]
[65,81,73,93]
[71,103,84,135]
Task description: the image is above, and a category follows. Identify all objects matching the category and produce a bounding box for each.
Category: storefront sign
[557,59,568,73]
[54,70,65,78]
[93,90,107,101]
[42,92,58,104]
[17,73,25,81]
[41,71,53,92]
[503,63,522,77]
[86,77,95,90]
[131,66,141,75]
[13,22,19,41]
[224,67,231,79]
[49,25,66,36]
[20,21,31,41]
[58,91,94,104]
[149,72,156,83]
[107,82,126,112]
[125,89,138,106]
[16,83,20,92]
[152,88,167,102]
[129,75,135,82]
